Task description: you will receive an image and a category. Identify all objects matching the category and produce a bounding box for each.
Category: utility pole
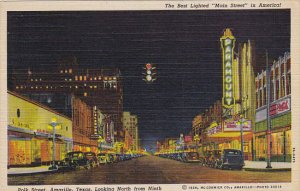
[266,50,272,168]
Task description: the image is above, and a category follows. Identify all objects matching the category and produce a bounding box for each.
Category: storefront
[204,120,253,160]
[8,92,73,167]
[254,96,291,162]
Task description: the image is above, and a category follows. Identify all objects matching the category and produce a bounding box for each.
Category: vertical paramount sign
[221,28,236,108]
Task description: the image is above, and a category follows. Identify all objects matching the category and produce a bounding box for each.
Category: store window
[271,132,284,162]
[255,135,266,161]
[285,130,292,162]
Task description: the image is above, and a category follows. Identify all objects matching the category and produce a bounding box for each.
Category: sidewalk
[243,160,291,171]
[7,165,57,176]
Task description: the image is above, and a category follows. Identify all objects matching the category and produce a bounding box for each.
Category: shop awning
[207,131,251,138]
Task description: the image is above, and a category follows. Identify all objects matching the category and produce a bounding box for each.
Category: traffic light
[143,63,156,83]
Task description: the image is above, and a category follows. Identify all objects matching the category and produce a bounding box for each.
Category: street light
[48,117,61,170]
[98,136,105,154]
[265,50,272,169]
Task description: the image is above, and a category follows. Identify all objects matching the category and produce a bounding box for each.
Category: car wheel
[214,161,218,169]
[85,162,91,170]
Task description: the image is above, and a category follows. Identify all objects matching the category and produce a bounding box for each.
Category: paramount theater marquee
[221,28,236,108]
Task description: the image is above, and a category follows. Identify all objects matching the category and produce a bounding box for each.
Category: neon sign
[221,29,235,108]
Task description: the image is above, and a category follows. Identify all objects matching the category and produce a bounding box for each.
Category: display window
[255,135,266,161]
[9,139,32,165]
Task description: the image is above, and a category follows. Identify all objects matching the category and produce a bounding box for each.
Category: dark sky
[7,10,290,150]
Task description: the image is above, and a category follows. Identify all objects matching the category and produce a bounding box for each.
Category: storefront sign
[255,96,291,122]
[93,106,98,135]
[221,29,235,108]
[184,136,192,143]
[256,108,267,122]
[224,120,251,131]
[270,97,291,117]
[207,125,222,135]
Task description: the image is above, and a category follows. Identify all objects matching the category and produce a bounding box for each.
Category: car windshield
[187,152,198,157]
[225,150,241,155]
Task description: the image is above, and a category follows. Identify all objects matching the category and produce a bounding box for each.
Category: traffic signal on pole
[143,63,156,83]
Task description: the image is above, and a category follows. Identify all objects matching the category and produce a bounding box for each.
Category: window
[276,67,280,99]
[79,76,82,81]
[75,76,78,81]
[69,69,72,74]
[84,76,87,81]
[287,60,291,95]
[259,89,263,107]
[276,79,280,100]
[17,109,20,118]
[270,71,274,102]
[84,92,87,97]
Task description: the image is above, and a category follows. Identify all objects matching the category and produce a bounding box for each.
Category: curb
[243,168,291,172]
[8,169,57,177]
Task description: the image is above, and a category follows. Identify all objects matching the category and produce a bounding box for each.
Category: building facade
[123,112,139,152]
[10,56,124,142]
[195,29,256,160]
[254,52,291,162]
[8,91,72,167]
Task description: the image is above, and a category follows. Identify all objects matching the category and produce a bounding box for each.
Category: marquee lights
[221,28,235,108]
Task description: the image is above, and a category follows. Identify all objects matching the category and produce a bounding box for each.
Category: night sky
[7,10,290,150]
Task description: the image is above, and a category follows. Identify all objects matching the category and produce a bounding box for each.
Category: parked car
[203,150,213,166]
[64,151,91,170]
[216,149,245,170]
[211,150,222,168]
[108,153,117,163]
[97,153,110,164]
[84,152,99,167]
[183,152,200,163]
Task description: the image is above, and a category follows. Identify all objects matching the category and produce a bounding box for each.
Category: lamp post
[239,114,245,163]
[98,136,105,154]
[49,117,60,170]
[265,50,272,168]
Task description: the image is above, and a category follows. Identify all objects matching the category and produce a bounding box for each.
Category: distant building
[123,112,139,152]
[10,56,124,142]
[8,91,72,167]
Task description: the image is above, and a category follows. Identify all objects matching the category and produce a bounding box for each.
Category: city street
[8,155,291,185]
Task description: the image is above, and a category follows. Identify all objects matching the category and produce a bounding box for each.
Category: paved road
[8,155,291,185]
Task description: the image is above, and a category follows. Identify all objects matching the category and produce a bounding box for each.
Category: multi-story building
[123,112,139,152]
[254,52,291,162]
[10,56,124,142]
[8,91,72,167]
[199,29,256,160]
[72,96,97,153]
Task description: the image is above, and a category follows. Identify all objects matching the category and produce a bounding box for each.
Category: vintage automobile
[97,153,110,164]
[64,151,91,170]
[211,150,222,168]
[108,153,117,163]
[84,152,99,167]
[203,150,213,166]
[216,149,245,170]
[182,152,200,163]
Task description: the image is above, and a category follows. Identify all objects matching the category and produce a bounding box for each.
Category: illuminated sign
[221,29,235,108]
[207,125,222,135]
[224,120,251,131]
[270,97,291,117]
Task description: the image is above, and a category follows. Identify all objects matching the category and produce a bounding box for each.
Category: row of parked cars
[58,151,143,170]
[157,149,244,170]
